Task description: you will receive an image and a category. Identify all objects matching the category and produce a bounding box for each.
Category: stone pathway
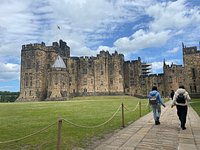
[93,102,200,150]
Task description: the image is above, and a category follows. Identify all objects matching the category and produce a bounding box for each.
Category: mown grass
[190,98,200,116]
[0,96,151,150]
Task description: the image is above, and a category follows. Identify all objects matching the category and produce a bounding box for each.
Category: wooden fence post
[57,118,63,150]
[121,103,125,128]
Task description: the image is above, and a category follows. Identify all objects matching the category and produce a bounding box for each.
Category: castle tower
[93,51,110,94]
[76,56,95,96]
[163,63,184,97]
[109,51,124,94]
[17,43,48,101]
[124,57,145,95]
[17,40,70,102]
[67,57,79,97]
[58,40,70,62]
[183,45,200,97]
[46,55,69,100]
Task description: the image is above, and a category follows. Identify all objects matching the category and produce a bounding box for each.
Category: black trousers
[176,105,188,128]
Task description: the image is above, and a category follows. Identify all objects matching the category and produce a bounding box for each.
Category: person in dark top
[170,90,175,100]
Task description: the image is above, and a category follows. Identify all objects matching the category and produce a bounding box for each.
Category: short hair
[179,85,185,89]
[152,86,157,91]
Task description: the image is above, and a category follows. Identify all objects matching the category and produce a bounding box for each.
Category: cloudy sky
[0,0,200,92]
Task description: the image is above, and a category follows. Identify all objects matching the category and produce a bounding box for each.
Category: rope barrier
[0,121,57,144]
[123,101,139,112]
[141,100,149,106]
[62,105,121,129]
[0,101,150,145]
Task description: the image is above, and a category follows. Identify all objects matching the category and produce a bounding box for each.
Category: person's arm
[158,93,165,107]
[185,92,191,106]
[171,92,177,107]
[186,92,191,101]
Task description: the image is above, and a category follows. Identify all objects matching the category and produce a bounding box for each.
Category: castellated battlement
[52,42,59,47]
[52,39,70,50]
[183,46,198,55]
[100,50,109,54]
[96,50,124,58]
[22,40,70,51]
[79,56,95,61]
[21,39,70,59]
[111,51,118,56]
[22,42,46,50]
[112,51,124,59]
[164,63,183,69]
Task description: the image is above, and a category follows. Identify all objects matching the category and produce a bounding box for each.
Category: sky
[0,0,200,92]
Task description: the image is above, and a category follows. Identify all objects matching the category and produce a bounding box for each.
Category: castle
[17,40,200,101]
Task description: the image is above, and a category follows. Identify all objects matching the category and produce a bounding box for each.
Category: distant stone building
[17,40,200,101]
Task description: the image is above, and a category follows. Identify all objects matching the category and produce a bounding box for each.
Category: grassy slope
[190,98,200,116]
[0,96,150,150]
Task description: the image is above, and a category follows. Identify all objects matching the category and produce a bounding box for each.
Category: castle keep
[17,40,200,101]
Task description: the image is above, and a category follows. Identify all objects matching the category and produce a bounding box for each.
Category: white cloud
[146,0,200,32]
[113,0,200,55]
[114,29,171,52]
[0,0,42,58]
[151,62,164,74]
[0,63,20,82]
[41,0,155,59]
[44,0,150,47]
[166,47,180,54]
[0,43,22,57]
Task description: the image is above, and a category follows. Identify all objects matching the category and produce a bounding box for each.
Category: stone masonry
[17,40,200,101]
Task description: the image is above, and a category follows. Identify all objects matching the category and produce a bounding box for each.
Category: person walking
[148,86,166,125]
[171,85,191,130]
[170,90,175,100]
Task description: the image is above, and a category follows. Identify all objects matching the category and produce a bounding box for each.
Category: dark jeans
[176,105,188,128]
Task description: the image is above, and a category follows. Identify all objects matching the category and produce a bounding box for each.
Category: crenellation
[26,43,33,47]
[22,45,25,49]
[22,44,47,52]
[59,40,67,49]
[52,42,59,47]
[183,46,197,55]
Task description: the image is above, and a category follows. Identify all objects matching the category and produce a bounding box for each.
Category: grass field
[0,96,151,150]
[190,98,200,116]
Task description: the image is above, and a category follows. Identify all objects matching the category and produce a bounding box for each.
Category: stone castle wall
[17,40,200,101]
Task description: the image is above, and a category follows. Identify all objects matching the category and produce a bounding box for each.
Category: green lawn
[190,98,200,116]
[0,96,150,150]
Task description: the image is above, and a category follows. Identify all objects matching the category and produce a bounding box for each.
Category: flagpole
[56,25,61,42]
